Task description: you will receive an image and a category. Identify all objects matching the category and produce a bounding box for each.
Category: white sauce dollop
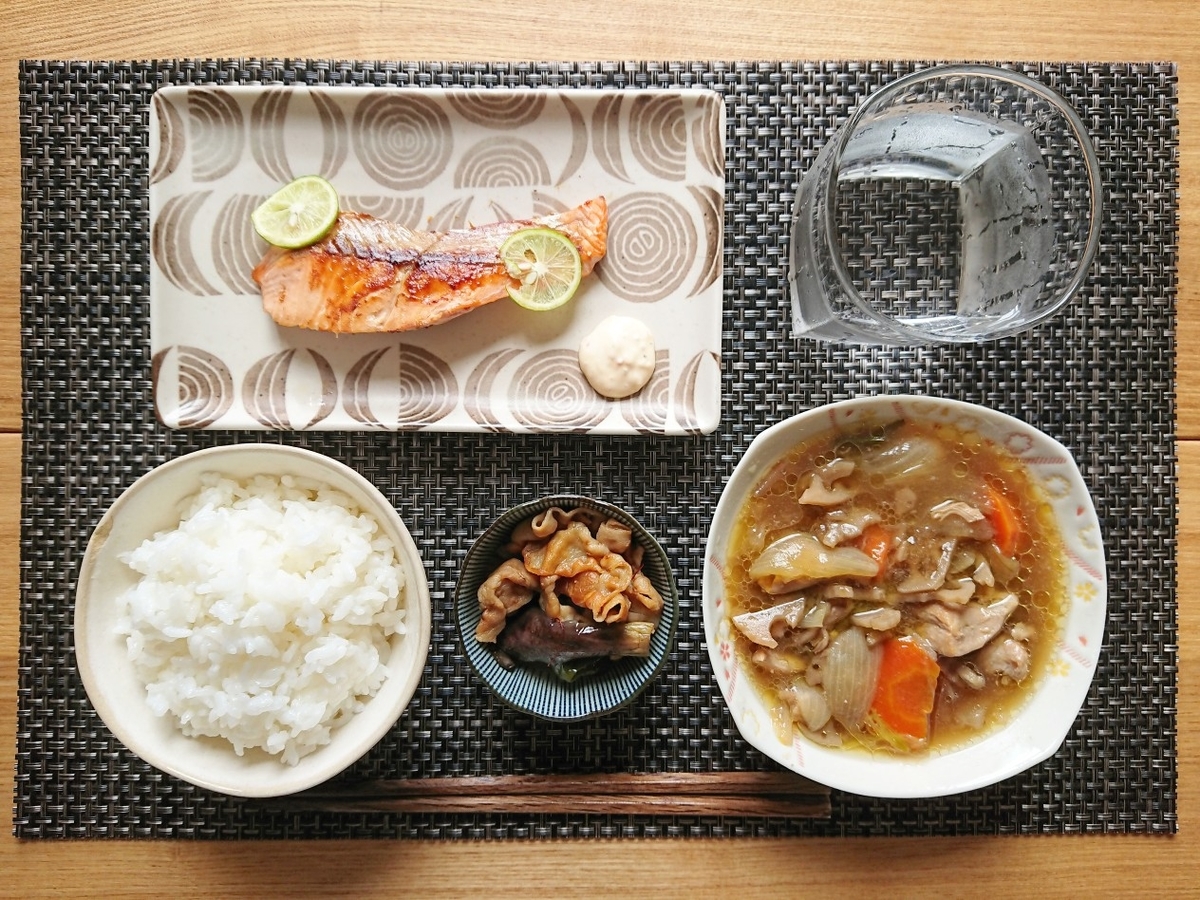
[578,315,657,399]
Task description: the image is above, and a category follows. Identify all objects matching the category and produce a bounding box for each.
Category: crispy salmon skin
[251,197,607,333]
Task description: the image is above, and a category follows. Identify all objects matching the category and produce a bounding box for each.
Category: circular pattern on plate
[396,343,458,425]
[152,191,221,296]
[599,192,697,302]
[454,136,551,188]
[249,89,295,184]
[151,344,233,429]
[455,495,678,721]
[352,92,452,190]
[242,348,338,430]
[211,193,263,295]
[187,89,243,183]
[629,93,688,181]
[509,349,610,432]
[150,94,185,184]
[446,91,547,129]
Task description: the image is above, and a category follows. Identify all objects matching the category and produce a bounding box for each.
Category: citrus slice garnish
[499,227,583,311]
[251,175,340,249]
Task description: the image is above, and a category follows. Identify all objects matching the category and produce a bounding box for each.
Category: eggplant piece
[495,606,654,680]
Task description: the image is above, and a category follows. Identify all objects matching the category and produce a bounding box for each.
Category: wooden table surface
[2,2,1195,895]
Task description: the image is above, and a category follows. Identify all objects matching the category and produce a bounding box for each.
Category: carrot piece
[858,524,891,577]
[984,482,1023,557]
[868,637,941,746]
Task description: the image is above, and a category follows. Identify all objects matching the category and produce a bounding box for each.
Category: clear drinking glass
[788,65,1102,344]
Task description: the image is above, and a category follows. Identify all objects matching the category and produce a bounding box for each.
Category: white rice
[115,472,407,765]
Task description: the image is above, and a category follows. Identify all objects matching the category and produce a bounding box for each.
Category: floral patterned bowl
[702,395,1107,798]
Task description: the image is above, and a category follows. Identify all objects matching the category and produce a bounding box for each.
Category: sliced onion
[800,599,830,628]
[820,626,882,728]
[986,546,1021,583]
[749,532,879,593]
[859,432,946,481]
[973,557,996,587]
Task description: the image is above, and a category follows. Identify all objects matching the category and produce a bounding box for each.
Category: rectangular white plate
[148,85,725,434]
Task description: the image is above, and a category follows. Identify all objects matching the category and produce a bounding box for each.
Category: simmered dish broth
[723,418,1067,754]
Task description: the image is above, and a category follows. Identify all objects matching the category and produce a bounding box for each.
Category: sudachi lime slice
[251,175,340,249]
[499,227,583,311]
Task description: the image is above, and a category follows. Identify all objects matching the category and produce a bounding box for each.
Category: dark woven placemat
[15,59,1177,838]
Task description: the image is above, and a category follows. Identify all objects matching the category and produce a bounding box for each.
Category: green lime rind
[251,175,340,250]
[500,227,584,312]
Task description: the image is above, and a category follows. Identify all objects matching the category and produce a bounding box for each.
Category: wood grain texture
[1,1,1194,894]
[274,772,832,817]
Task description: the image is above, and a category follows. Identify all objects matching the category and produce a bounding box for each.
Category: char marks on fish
[251,196,608,333]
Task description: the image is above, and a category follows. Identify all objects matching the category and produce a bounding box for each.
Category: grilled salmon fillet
[251,196,607,333]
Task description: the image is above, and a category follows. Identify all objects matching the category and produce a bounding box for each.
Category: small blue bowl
[455,495,677,721]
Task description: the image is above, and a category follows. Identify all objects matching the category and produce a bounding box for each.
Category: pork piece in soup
[723,419,1067,754]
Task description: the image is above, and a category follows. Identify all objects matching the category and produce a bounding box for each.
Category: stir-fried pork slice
[819,507,882,548]
[751,646,806,674]
[799,459,856,506]
[913,593,1019,657]
[850,607,902,631]
[934,577,976,605]
[523,521,606,579]
[562,552,634,623]
[628,572,664,614]
[930,500,986,523]
[927,500,994,541]
[1011,621,1035,642]
[897,538,957,593]
[595,518,632,554]
[538,575,563,619]
[823,582,886,603]
[475,559,539,642]
[931,515,996,542]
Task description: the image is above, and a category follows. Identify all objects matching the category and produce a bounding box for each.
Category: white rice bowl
[117,473,406,766]
[75,445,431,798]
